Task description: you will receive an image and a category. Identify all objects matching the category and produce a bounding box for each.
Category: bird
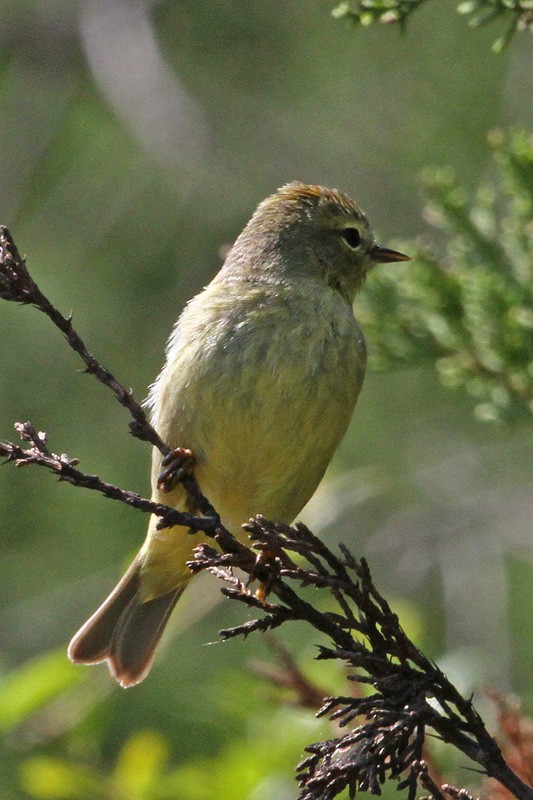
[68,182,409,687]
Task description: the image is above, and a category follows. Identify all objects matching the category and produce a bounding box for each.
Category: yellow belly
[139,278,366,599]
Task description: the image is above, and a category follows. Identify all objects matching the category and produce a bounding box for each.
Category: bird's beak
[370,245,411,263]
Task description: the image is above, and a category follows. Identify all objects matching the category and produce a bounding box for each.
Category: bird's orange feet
[251,546,279,603]
[157,447,195,492]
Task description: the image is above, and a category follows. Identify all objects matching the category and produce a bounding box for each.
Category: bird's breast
[150,281,366,531]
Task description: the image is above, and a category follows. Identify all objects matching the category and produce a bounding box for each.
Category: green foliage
[457,0,533,52]
[359,128,533,423]
[20,730,170,800]
[332,0,428,29]
[0,650,82,733]
[17,711,325,800]
[332,0,533,50]
[21,757,105,800]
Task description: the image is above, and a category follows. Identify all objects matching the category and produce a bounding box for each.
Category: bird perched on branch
[68,182,409,687]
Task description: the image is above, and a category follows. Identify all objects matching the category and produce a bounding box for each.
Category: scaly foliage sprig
[190,518,533,800]
[359,128,533,422]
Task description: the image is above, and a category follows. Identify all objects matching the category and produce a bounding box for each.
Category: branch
[0,225,165,451]
[0,422,222,534]
[189,517,533,800]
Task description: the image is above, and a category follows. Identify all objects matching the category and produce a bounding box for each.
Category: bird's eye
[340,227,361,249]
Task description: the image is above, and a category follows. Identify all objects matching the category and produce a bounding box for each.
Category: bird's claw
[157,447,195,492]
[247,546,278,604]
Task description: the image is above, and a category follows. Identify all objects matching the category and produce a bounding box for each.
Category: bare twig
[0,225,165,452]
[0,422,217,533]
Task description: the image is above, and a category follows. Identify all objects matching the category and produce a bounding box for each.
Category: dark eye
[340,227,361,249]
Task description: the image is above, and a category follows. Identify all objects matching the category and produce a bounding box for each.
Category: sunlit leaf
[112,730,169,797]
[20,757,104,800]
[0,649,82,732]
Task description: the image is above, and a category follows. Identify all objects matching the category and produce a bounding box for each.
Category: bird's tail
[68,559,183,687]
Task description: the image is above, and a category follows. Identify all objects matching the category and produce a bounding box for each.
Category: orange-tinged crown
[256,182,367,226]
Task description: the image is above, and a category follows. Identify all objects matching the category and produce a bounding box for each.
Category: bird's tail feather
[68,559,183,687]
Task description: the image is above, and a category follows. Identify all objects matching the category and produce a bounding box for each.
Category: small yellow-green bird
[68,183,409,687]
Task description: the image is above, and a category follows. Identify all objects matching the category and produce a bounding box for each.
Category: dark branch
[189,518,533,800]
[0,225,165,452]
[0,422,218,533]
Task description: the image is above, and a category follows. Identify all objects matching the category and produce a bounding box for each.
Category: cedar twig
[189,518,533,800]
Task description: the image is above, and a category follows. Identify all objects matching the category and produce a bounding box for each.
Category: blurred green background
[0,1,532,798]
